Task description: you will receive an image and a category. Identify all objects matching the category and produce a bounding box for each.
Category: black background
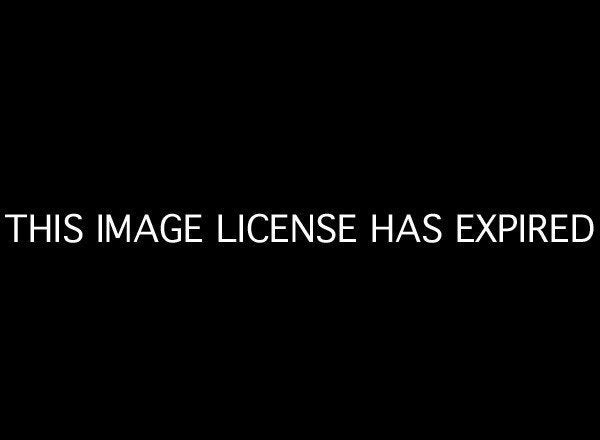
[1,6,597,434]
